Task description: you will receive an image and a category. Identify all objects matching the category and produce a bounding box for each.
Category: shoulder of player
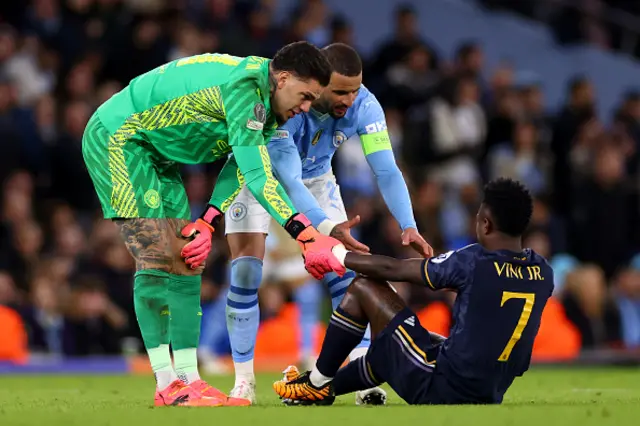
[271,115,304,141]
[353,85,380,113]
[428,243,480,266]
[226,57,271,90]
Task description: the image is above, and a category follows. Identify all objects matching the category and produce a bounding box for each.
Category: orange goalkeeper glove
[284,213,347,279]
[180,205,222,269]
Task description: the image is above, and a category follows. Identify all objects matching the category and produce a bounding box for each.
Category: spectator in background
[0,271,18,309]
[613,266,640,348]
[561,264,621,349]
[385,43,440,112]
[571,144,633,277]
[482,87,520,173]
[63,276,127,356]
[488,120,547,196]
[370,4,439,79]
[427,73,486,188]
[551,76,596,215]
[329,15,353,46]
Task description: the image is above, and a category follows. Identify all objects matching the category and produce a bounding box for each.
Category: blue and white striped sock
[226,256,262,383]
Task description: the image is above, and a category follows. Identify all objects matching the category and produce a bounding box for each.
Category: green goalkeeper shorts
[82,113,191,220]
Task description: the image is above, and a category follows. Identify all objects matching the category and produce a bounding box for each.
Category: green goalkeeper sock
[168,274,202,384]
[134,270,177,389]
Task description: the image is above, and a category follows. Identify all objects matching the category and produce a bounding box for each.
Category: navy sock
[333,355,382,396]
[315,306,367,377]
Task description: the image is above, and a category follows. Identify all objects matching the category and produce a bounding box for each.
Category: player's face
[272,71,323,125]
[315,72,362,118]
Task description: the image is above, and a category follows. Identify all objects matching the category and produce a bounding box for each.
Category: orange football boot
[190,380,251,407]
[154,379,224,407]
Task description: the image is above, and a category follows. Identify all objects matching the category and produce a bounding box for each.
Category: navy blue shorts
[366,308,443,405]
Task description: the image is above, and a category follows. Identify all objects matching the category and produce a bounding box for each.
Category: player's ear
[276,71,290,89]
[483,217,492,235]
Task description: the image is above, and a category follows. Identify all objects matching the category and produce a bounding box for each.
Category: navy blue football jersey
[421,243,554,404]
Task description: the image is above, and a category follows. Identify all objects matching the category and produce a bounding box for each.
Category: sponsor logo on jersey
[253,103,267,123]
[144,189,160,209]
[271,130,289,140]
[311,129,324,145]
[246,119,264,131]
[230,202,247,221]
[333,130,347,148]
[364,120,387,134]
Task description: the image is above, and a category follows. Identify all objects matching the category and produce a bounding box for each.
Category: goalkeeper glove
[284,213,347,279]
[181,205,223,269]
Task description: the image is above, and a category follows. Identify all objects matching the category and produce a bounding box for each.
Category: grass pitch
[1,367,639,426]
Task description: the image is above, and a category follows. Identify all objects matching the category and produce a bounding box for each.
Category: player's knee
[227,233,266,260]
[349,276,376,298]
[230,256,263,290]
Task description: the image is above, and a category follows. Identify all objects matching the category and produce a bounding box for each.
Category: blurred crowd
[1,0,640,362]
[480,0,640,56]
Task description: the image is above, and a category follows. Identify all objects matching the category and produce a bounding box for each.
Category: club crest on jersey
[144,189,160,209]
[230,202,247,221]
[253,103,267,123]
[312,129,324,145]
[333,130,347,148]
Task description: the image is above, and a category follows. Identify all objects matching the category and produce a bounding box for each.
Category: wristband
[200,204,223,228]
[317,219,338,236]
[332,244,348,266]
[284,213,312,239]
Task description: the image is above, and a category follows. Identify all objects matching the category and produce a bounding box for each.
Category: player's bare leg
[116,218,231,407]
[225,232,267,404]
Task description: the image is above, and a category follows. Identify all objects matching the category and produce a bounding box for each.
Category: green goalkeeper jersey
[94,53,296,224]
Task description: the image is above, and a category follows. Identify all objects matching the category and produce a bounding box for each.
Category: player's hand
[303,242,348,280]
[401,227,433,258]
[330,215,370,254]
[285,213,347,279]
[180,219,214,269]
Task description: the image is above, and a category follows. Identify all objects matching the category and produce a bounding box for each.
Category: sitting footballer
[273,178,554,405]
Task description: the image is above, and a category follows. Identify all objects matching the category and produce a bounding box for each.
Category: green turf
[1,368,639,426]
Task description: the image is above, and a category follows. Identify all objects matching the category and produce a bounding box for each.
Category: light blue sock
[294,279,322,358]
[323,270,356,311]
[226,256,262,363]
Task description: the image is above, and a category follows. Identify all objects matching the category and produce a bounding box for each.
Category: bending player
[274,178,555,405]
[223,43,433,405]
[82,42,347,408]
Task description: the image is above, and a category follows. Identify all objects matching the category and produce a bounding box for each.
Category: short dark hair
[482,178,533,237]
[272,41,332,86]
[322,43,362,77]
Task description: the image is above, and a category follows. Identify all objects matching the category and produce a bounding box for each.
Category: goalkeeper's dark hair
[322,43,362,77]
[272,41,332,87]
[482,178,533,237]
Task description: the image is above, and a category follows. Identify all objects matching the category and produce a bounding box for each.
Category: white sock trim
[310,365,332,387]
[234,359,255,385]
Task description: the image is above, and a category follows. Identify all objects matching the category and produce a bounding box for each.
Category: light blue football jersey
[270,85,389,179]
